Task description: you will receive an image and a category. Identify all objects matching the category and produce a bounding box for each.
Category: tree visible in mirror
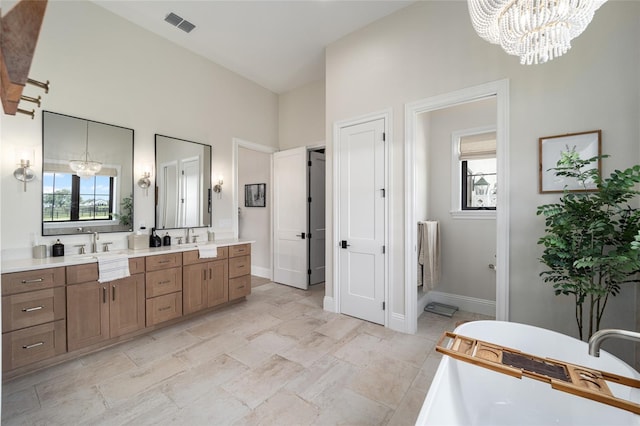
[537,149,640,340]
[114,195,133,228]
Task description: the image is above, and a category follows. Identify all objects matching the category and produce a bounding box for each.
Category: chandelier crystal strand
[69,122,102,178]
[468,0,608,65]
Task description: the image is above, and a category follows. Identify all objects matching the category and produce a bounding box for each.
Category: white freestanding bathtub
[416,321,640,425]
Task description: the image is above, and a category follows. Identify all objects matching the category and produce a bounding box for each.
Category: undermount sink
[70,249,128,260]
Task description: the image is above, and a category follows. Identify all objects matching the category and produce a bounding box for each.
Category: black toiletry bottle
[149,228,162,247]
[163,232,171,246]
[52,239,65,257]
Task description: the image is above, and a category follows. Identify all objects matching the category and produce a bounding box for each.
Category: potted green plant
[115,195,133,227]
[537,149,640,340]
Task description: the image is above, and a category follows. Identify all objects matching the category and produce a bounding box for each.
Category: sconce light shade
[213,176,223,198]
[138,172,151,189]
[14,159,35,192]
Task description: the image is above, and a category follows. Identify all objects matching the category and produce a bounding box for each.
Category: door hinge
[308,160,312,166]
[308,196,312,203]
[382,132,386,142]
[181,170,185,175]
[308,269,311,275]
[382,245,385,254]
[308,233,312,239]
[382,301,386,311]
[381,188,385,198]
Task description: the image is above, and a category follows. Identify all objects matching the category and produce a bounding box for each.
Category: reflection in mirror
[155,134,212,230]
[42,111,134,236]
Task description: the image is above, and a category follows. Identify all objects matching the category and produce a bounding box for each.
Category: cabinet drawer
[182,247,228,265]
[229,275,251,300]
[146,267,182,298]
[2,267,65,295]
[229,244,251,258]
[2,287,66,333]
[146,253,182,271]
[229,255,250,278]
[2,320,66,371]
[146,292,182,327]
[128,257,145,275]
[66,263,98,285]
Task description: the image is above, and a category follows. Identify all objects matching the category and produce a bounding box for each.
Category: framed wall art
[245,183,266,207]
[539,130,602,193]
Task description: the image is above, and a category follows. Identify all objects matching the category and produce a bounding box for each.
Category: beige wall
[325,1,640,362]
[278,80,325,149]
[1,1,278,254]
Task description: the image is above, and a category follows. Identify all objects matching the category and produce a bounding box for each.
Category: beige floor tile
[227,311,284,338]
[186,311,244,339]
[315,314,363,340]
[312,388,392,426]
[98,356,188,405]
[347,357,419,409]
[385,386,429,426]
[332,332,387,368]
[382,332,434,368]
[36,352,137,404]
[180,386,251,425]
[279,331,338,368]
[124,330,201,366]
[80,388,177,426]
[239,389,319,425]
[272,315,326,339]
[1,386,40,422]
[20,385,108,425]
[162,354,249,408]
[221,354,304,409]
[286,354,357,405]
[175,332,248,367]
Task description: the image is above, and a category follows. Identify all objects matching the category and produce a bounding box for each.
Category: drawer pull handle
[158,260,170,264]
[21,278,44,284]
[237,285,245,289]
[159,306,171,312]
[237,264,245,268]
[103,287,107,304]
[23,342,44,349]
[159,280,171,285]
[22,306,44,312]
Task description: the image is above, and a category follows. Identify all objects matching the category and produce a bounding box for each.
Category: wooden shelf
[0,0,47,115]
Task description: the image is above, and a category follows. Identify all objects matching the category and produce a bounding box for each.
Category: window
[451,129,497,216]
[43,172,115,222]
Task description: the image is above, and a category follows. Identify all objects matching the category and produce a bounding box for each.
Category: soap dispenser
[163,232,171,246]
[52,239,65,257]
[149,228,162,248]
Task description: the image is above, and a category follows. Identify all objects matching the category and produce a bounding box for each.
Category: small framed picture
[245,183,266,207]
[539,130,602,193]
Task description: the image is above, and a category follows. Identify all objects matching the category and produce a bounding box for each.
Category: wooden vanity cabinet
[1,267,67,371]
[183,247,229,315]
[66,259,145,351]
[145,253,183,326]
[229,244,251,300]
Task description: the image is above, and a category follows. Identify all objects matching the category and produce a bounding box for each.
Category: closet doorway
[273,146,326,290]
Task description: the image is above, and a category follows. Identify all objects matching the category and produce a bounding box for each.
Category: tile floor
[2,278,491,425]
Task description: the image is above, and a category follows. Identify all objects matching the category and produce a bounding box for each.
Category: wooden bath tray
[436,332,640,414]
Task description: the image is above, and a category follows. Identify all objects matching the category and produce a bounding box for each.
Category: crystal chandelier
[467,0,608,65]
[69,122,102,178]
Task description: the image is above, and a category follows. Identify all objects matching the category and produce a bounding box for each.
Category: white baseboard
[251,266,271,280]
[418,291,430,313]
[426,291,495,317]
[388,312,406,333]
[323,296,336,312]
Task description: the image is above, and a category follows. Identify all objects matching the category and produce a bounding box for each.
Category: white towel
[198,244,218,258]
[418,221,440,291]
[97,255,131,283]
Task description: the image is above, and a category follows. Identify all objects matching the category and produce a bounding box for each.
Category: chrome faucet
[588,329,640,357]
[91,232,99,253]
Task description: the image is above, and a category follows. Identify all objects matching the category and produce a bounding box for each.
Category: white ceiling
[91,1,414,94]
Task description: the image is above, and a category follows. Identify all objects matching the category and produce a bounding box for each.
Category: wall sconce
[13,150,35,192]
[138,166,152,196]
[213,176,223,199]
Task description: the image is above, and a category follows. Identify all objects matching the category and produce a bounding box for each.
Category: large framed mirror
[42,111,134,236]
[155,134,212,230]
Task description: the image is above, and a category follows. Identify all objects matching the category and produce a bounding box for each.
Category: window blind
[459,132,496,160]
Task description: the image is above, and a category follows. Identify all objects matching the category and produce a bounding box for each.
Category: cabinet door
[110,274,145,338]
[183,263,207,315]
[207,259,229,308]
[67,281,109,351]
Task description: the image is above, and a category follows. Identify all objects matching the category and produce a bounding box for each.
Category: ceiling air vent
[164,12,196,33]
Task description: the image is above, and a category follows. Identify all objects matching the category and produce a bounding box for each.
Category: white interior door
[273,147,308,289]
[159,161,178,229]
[338,118,386,324]
[309,150,326,285]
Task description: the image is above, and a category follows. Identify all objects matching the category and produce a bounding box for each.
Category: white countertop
[1,239,254,274]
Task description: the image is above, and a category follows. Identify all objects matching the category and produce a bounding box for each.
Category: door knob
[341,240,350,249]
[295,232,306,239]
